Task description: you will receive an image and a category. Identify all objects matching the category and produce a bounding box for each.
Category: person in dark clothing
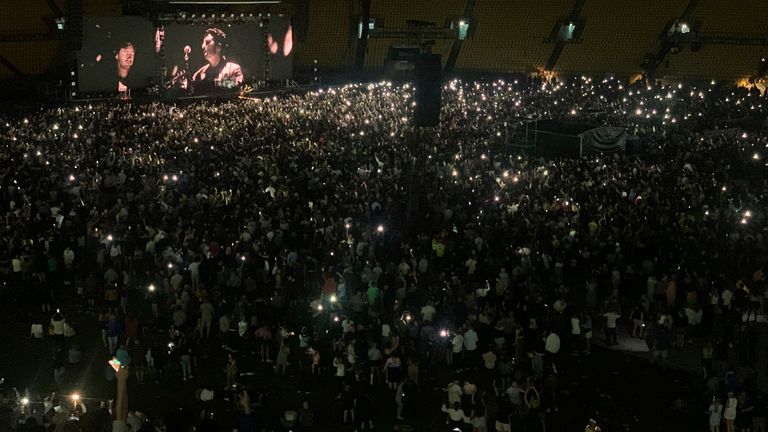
[495,394,513,432]
[653,320,670,364]
[152,343,169,383]
[79,401,112,432]
[355,393,373,431]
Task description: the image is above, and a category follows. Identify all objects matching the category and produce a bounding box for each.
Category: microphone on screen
[183,45,191,62]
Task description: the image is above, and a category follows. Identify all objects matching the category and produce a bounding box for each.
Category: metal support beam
[368,28,457,40]
[544,0,587,70]
[354,0,371,71]
[686,32,768,46]
[0,54,26,78]
[43,0,65,17]
[0,34,60,42]
[646,0,701,77]
[444,0,476,73]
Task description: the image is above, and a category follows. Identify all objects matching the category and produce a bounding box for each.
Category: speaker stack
[413,54,442,127]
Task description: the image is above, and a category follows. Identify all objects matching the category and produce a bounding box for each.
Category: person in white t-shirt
[341,317,355,334]
[464,326,478,352]
[333,353,346,392]
[367,342,382,385]
[465,255,478,276]
[397,259,410,276]
[30,322,44,339]
[63,247,75,268]
[544,331,560,354]
[11,254,23,288]
[51,311,66,346]
[420,303,436,323]
[188,258,201,290]
[451,332,464,366]
[445,380,463,406]
[482,349,497,370]
[603,309,621,346]
[570,314,582,352]
[721,288,734,310]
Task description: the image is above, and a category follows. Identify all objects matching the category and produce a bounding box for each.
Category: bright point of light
[163,175,169,181]
[71,393,80,401]
[106,234,113,241]
[377,225,384,233]
[330,294,337,303]
[741,218,748,225]
[317,304,323,311]
[172,175,178,181]
[753,153,760,160]
[148,284,156,292]
[20,397,29,406]
[744,211,752,218]
[451,169,458,177]
[68,174,75,181]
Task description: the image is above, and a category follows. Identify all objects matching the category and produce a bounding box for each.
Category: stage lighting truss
[168,11,281,25]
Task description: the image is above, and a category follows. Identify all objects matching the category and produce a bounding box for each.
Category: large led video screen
[162,24,264,94]
[78,17,155,93]
[265,17,294,80]
[77,16,293,95]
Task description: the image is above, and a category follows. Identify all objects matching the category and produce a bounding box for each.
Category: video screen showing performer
[265,17,294,80]
[164,24,263,95]
[115,42,136,92]
[192,28,243,88]
[78,17,154,93]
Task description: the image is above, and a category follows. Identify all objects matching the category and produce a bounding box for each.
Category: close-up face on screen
[78,17,154,93]
[163,24,264,94]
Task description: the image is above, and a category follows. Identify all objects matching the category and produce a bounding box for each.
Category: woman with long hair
[383,351,402,390]
[709,397,723,432]
[724,392,738,432]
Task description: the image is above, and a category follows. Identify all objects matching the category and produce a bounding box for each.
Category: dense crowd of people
[0,75,768,432]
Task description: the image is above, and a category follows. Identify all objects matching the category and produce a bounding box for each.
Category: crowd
[0,75,767,432]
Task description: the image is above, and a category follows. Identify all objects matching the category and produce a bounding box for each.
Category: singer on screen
[115,41,136,92]
[192,28,243,88]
